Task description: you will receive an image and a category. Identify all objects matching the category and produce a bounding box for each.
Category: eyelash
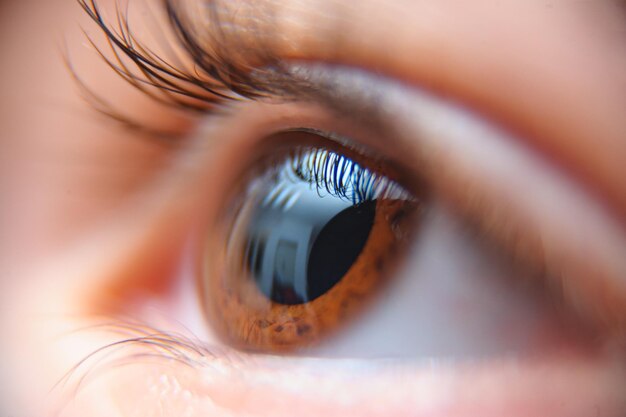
[75,0,304,133]
[76,0,422,350]
[53,318,230,409]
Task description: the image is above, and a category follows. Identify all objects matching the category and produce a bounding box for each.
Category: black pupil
[246,200,376,305]
[306,201,376,303]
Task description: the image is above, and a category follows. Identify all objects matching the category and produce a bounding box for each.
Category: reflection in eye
[202,133,421,352]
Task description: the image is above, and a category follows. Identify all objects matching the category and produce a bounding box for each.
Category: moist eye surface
[202,132,422,352]
[246,147,411,305]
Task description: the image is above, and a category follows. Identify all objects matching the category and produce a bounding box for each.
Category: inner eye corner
[200,128,423,353]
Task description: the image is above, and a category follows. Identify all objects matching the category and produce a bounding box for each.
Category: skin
[1,0,625,416]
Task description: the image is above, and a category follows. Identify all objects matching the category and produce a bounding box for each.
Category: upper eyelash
[73,0,308,134]
[78,0,248,108]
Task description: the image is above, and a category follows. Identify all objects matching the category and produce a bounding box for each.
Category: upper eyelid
[189,74,626,336]
[78,1,626,333]
[80,0,626,230]
[169,0,626,226]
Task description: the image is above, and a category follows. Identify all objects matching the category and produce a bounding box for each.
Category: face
[1,0,625,416]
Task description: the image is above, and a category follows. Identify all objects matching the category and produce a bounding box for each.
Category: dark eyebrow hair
[74,0,319,136]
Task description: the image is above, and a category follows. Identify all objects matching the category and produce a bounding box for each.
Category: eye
[201,131,423,352]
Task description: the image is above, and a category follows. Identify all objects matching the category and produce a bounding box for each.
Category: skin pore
[1,0,625,416]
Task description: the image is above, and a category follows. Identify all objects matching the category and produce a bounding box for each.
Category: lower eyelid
[55,334,626,417]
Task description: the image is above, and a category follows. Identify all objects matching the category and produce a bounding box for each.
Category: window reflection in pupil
[306,200,376,302]
[245,177,377,304]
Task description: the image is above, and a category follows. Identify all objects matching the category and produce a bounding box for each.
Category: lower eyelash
[54,319,221,391]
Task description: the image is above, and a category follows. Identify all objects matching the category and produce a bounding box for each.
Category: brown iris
[201,133,421,352]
